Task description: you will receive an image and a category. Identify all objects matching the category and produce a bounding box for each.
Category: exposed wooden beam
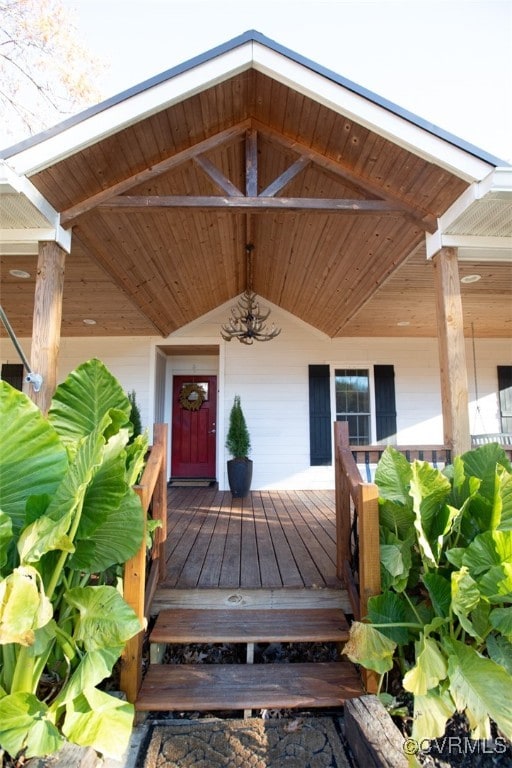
[99,196,407,213]
[60,121,251,226]
[260,156,310,197]
[29,241,66,414]
[251,120,437,232]
[432,246,471,455]
[194,155,243,197]
[245,129,258,197]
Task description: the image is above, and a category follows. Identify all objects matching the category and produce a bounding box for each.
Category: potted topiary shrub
[226,394,252,497]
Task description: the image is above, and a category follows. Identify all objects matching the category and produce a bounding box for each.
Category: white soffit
[2,37,497,182]
[425,168,512,260]
[0,163,71,252]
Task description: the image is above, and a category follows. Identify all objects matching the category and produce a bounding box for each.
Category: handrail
[120,423,168,704]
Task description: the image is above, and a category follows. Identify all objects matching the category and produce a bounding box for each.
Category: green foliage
[127,390,143,442]
[225,395,251,458]
[0,359,148,761]
[344,444,512,744]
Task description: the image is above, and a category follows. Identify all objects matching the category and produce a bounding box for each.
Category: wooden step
[150,608,350,645]
[136,662,363,711]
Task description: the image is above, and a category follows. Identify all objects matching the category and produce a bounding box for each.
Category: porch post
[432,246,471,456]
[29,241,66,414]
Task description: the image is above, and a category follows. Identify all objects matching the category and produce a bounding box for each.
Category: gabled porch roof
[1,30,511,340]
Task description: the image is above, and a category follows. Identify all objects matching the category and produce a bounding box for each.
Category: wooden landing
[136,662,363,711]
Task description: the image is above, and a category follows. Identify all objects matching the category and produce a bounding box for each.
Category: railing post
[120,486,146,704]
[358,480,381,693]
[152,423,168,580]
[334,421,351,581]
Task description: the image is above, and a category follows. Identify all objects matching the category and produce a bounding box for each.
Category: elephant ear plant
[0,358,148,762]
[344,444,512,750]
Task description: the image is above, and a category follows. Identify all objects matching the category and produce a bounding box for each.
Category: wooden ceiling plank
[60,121,252,226]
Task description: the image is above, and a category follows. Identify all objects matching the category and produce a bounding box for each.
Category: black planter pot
[227,458,253,497]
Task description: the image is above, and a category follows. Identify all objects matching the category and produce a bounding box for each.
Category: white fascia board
[426,232,512,260]
[5,39,497,183]
[5,46,255,177]
[0,163,71,252]
[251,43,495,182]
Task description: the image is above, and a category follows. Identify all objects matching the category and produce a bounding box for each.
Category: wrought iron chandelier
[220,244,281,345]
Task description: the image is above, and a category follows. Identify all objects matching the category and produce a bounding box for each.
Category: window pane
[335,369,370,444]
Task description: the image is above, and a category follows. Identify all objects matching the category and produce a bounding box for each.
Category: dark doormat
[141,716,352,768]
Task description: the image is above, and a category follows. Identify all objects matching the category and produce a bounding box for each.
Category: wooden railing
[120,423,168,704]
[334,423,454,692]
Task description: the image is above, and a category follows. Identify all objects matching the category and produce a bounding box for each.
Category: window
[498,366,512,433]
[335,369,370,445]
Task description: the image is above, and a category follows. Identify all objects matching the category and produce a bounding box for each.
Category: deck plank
[163,487,342,591]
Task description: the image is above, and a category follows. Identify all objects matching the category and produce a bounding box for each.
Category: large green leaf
[422,572,451,618]
[0,510,13,571]
[445,639,512,740]
[62,687,134,759]
[48,359,131,451]
[367,591,411,644]
[486,634,512,674]
[498,469,512,530]
[52,647,121,708]
[70,487,144,572]
[451,567,483,640]
[380,529,413,592]
[0,692,63,758]
[17,420,109,566]
[403,636,448,695]
[410,461,452,567]
[0,383,68,534]
[375,447,412,505]
[65,585,141,651]
[412,688,455,743]
[344,621,396,674]
[0,567,53,646]
[462,530,512,581]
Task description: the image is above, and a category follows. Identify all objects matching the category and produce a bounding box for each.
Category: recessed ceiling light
[9,269,31,278]
[83,318,97,325]
[397,320,410,326]
[461,274,481,284]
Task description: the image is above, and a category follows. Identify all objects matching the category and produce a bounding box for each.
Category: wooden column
[29,241,66,414]
[432,247,471,455]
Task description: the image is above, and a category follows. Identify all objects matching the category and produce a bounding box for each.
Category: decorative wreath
[179,382,206,411]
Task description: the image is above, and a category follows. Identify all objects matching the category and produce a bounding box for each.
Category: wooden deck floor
[161,487,342,590]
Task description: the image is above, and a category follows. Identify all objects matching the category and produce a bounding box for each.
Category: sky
[61,0,512,163]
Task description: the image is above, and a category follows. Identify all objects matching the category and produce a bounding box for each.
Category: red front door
[171,375,217,479]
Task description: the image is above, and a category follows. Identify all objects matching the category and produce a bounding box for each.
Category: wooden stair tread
[136,661,363,711]
[150,608,350,644]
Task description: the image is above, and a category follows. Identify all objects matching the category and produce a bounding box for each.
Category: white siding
[1,303,510,490]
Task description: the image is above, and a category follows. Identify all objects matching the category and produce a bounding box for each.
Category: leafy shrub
[344,444,512,745]
[226,394,251,458]
[0,359,148,761]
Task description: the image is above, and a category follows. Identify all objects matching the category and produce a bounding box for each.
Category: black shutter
[498,366,512,433]
[1,363,24,391]
[309,364,332,465]
[374,365,396,441]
